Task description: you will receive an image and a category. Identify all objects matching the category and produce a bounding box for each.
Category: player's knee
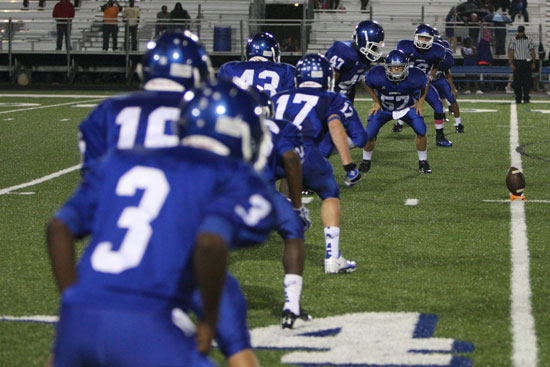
[434,112,445,120]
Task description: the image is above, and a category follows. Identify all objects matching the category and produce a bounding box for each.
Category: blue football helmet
[246,33,280,63]
[175,79,271,171]
[139,31,212,91]
[414,24,436,50]
[353,20,385,62]
[295,53,334,90]
[385,50,409,82]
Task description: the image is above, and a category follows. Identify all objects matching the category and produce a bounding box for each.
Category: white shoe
[475,90,484,95]
[324,255,357,274]
[505,86,513,94]
[463,90,471,95]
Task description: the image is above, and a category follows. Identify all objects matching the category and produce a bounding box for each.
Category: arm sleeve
[79,103,109,174]
[202,163,276,249]
[276,122,303,159]
[54,161,103,237]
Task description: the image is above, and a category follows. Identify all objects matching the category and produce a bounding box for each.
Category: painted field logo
[251,312,474,366]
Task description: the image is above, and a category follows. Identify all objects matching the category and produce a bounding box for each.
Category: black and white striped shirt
[509,36,534,61]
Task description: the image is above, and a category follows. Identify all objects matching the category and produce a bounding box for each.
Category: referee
[508,25,536,103]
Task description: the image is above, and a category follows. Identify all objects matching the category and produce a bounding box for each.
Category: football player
[272,53,359,274]
[325,20,384,104]
[78,31,212,174]
[392,24,453,148]
[181,82,311,330]
[46,81,276,367]
[432,36,464,133]
[360,50,432,174]
[217,32,295,97]
[77,32,264,367]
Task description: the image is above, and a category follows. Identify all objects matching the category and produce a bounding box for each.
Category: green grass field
[0,92,549,367]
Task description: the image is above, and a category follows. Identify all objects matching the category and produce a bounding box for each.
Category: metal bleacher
[0,0,251,52]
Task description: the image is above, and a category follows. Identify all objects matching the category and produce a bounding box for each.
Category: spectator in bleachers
[509,0,529,22]
[155,5,170,37]
[360,0,369,12]
[101,0,122,51]
[477,19,493,66]
[330,0,339,10]
[445,6,458,53]
[122,0,140,51]
[494,0,511,12]
[461,36,483,94]
[170,2,190,31]
[52,0,75,51]
[467,13,481,41]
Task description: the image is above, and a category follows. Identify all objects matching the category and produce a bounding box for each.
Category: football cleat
[435,135,453,147]
[419,160,432,174]
[455,123,465,133]
[391,122,403,133]
[359,159,371,173]
[324,255,357,274]
[281,309,313,329]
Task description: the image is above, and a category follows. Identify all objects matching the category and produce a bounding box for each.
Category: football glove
[294,205,312,231]
[344,163,361,187]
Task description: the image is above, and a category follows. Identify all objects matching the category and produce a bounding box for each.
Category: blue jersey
[272,87,355,144]
[79,90,183,173]
[325,41,372,95]
[365,65,427,112]
[55,147,275,311]
[396,39,445,75]
[218,61,295,97]
[435,48,454,79]
[263,118,304,185]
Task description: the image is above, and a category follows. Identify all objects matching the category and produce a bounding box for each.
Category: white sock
[398,120,404,126]
[455,116,461,125]
[324,226,340,258]
[417,150,428,161]
[283,274,303,315]
[435,123,444,130]
[363,150,373,160]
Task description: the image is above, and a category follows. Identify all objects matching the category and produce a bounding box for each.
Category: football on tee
[506,166,526,196]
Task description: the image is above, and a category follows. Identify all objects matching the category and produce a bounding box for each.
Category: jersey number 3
[91,166,170,274]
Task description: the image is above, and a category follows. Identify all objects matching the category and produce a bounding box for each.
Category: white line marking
[7,192,35,195]
[0,99,103,115]
[0,315,58,323]
[483,200,550,203]
[0,93,113,98]
[509,102,538,367]
[4,118,14,121]
[0,164,81,196]
[60,118,70,122]
[404,198,418,206]
[528,110,550,114]
[72,104,98,108]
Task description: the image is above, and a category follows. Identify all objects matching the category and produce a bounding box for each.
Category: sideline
[0,164,81,196]
[509,102,538,367]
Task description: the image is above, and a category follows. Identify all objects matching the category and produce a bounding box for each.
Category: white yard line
[0,93,113,98]
[483,200,550,203]
[404,198,418,206]
[0,99,103,115]
[0,164,81,196]
[509,102,538,367]
[0,315,58,323]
